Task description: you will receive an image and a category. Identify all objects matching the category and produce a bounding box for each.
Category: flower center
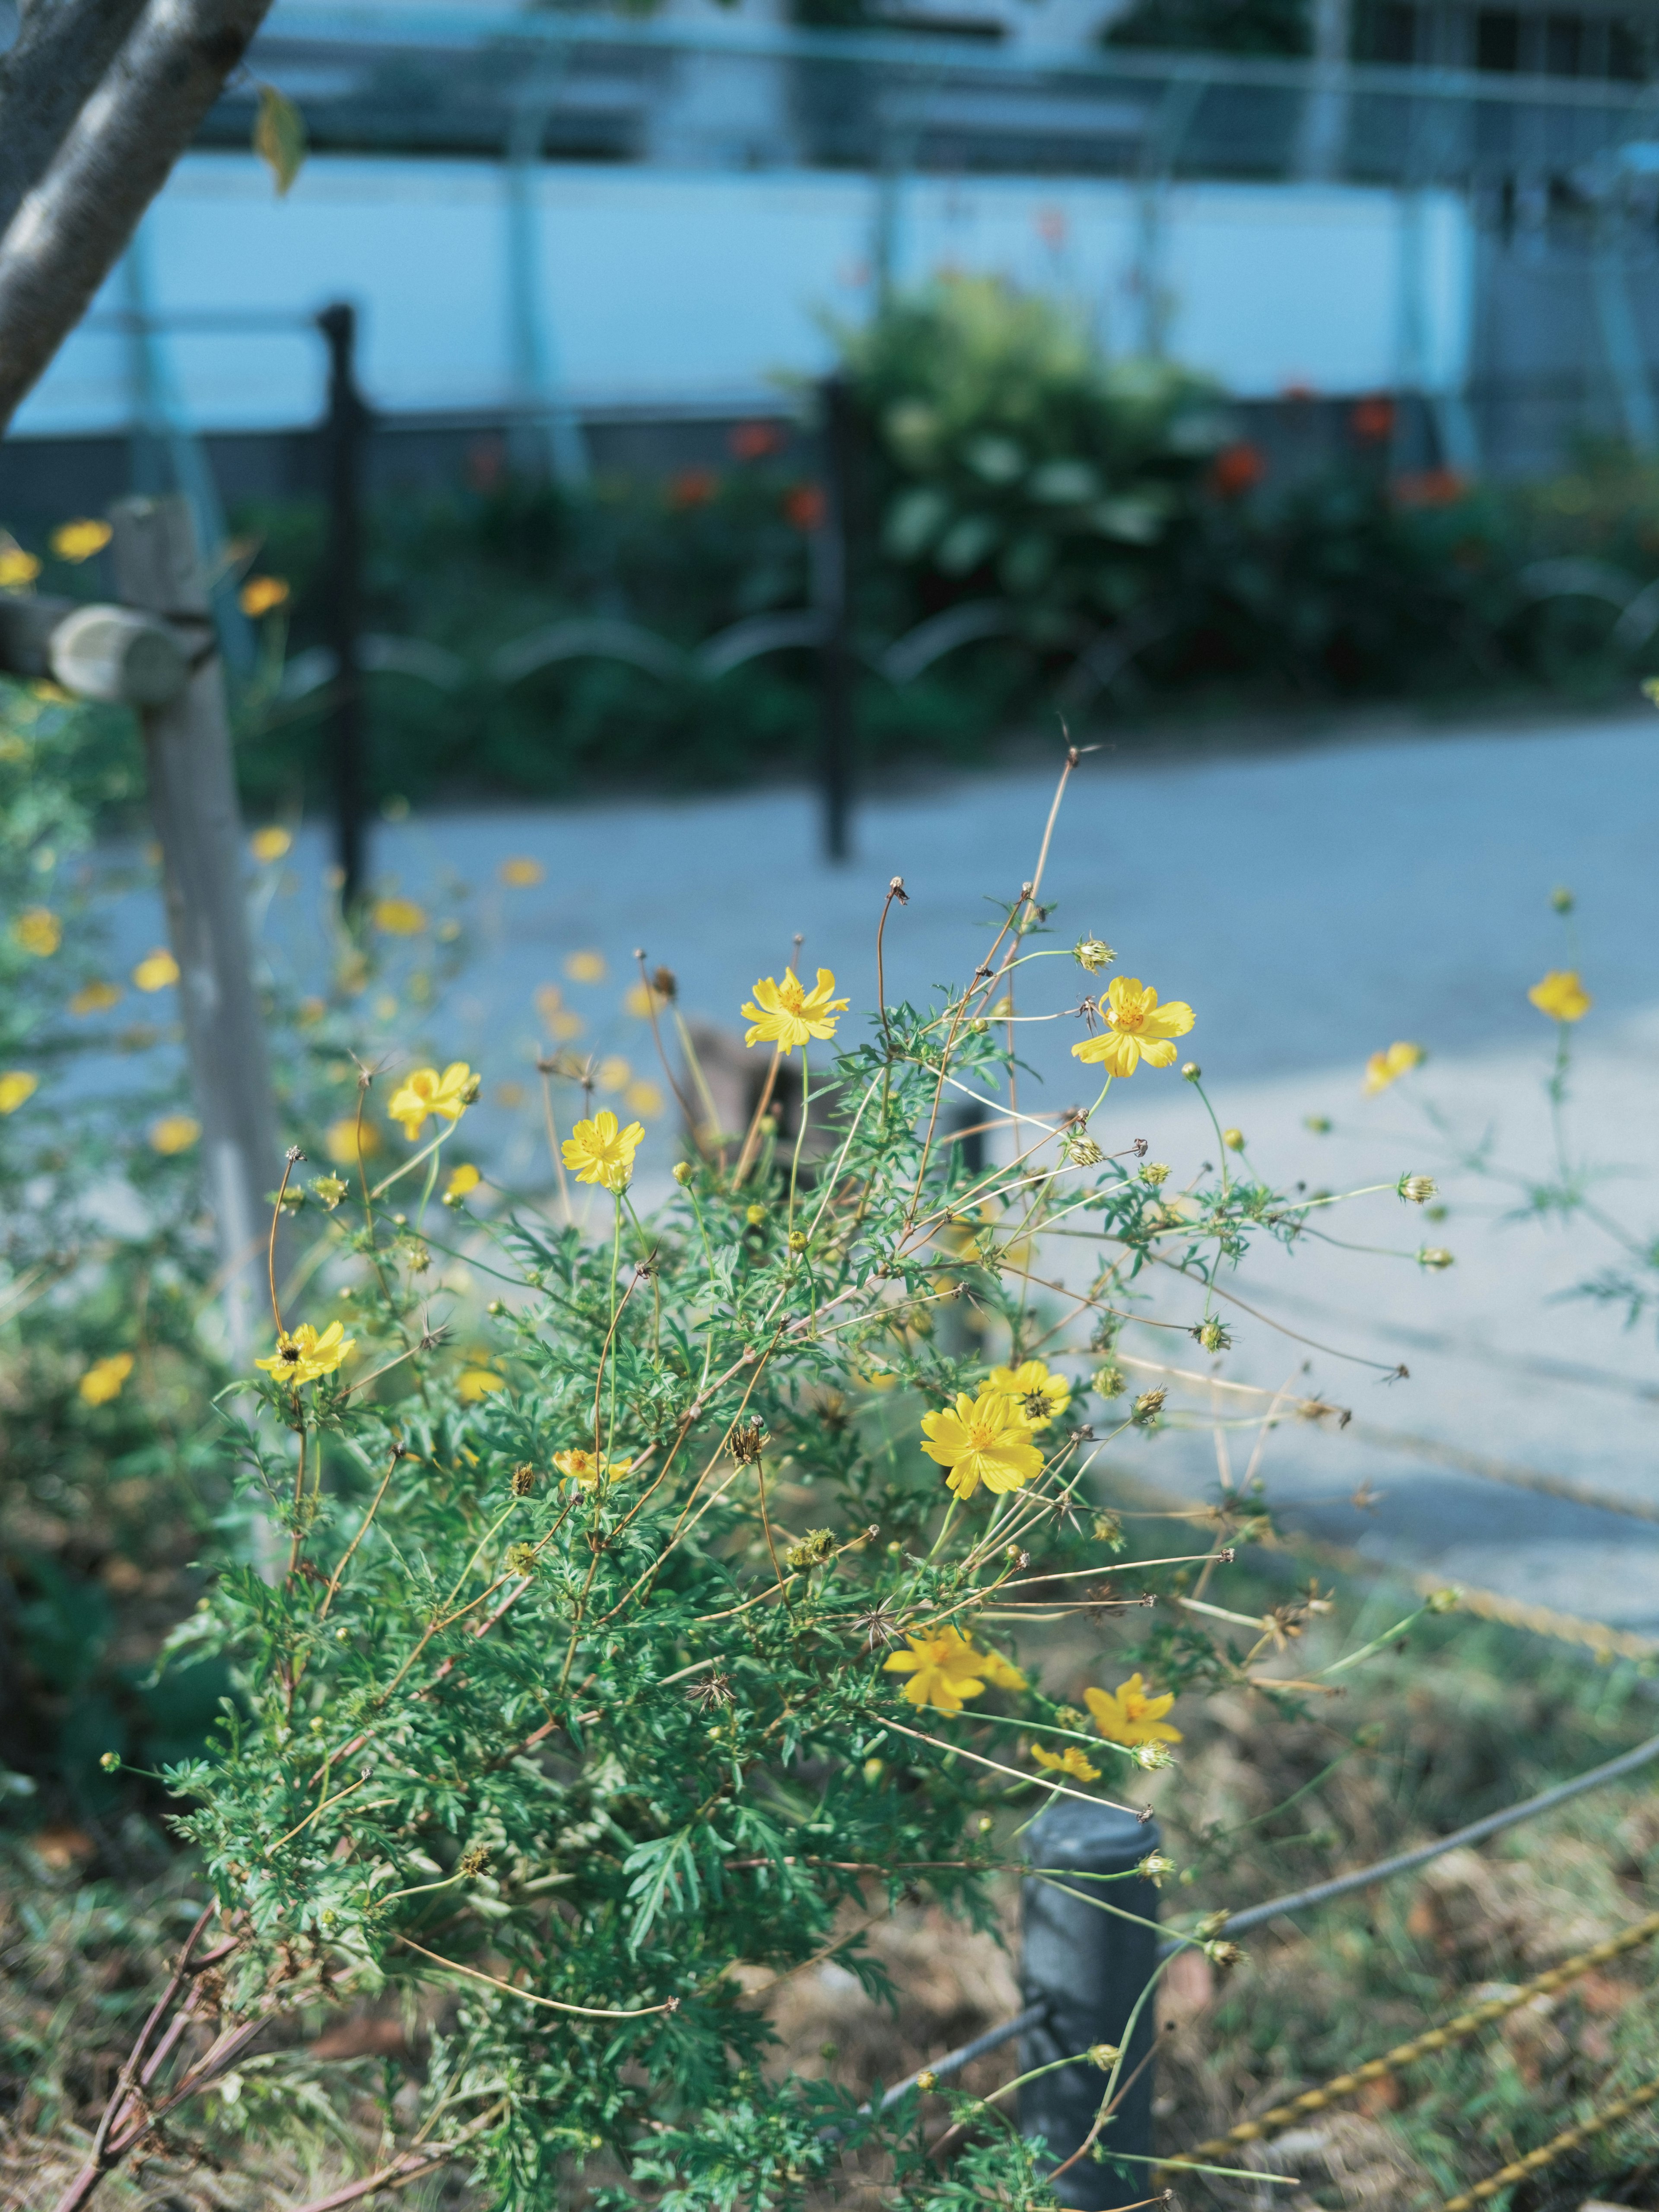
[777,978,805,1014]
[966,1418,996,1450]
[1111,1001,1145,1032]
[1023,1391,1049,1421]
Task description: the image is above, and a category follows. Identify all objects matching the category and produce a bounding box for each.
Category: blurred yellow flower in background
[0,548,41,591]
[1363,1039,1425,1093]
[325,1115,381,1164]
[372,897,426,936]
[499,856,543,886]
[443,1162,481,1204]
[14,907,61,957]
[1071,976,1194,1076]
[920,1389,1042,1500]
[78,1352,134,1405]
[458,1368,506,1402]
[625,1079,664,1118]
[149,1115,200,1154]
[988,1357,1070,1431]
[0,1071,38,1114]
[597,1055,632,1092]
[977,1646,1028,1692]
[625,978,668,1017]
[238,575,289,618]
[250,825,292,863]
[562,1109,643,1192]
[1529,969,1591,1023]
[883,1626,986,1714]
[565,949,606,982]
[255,1319,354,1386]
[388,1061,479,1141]
[1085,1675,1181,1748]
[1032,1741,1100,1782]
[742,966,848,1053]
[51,520,112,564]
[69,980,121,1014]
[132,948,179,992]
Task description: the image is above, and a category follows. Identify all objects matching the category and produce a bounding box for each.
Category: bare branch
[0,0,150,239]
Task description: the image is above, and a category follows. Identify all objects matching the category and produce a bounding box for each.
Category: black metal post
[1021,1800,1163,2209]
[815,373,853,864]
[318,302,368,906]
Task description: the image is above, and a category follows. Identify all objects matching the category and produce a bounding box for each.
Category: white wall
[13,153,1473,436]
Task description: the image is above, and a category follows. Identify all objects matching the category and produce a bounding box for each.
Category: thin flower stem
[268,1149,299,1336]
[880,1717,1138,1814]
[734,1044,782,1186]
[787,1047,811,1235]
[318,1445,403,1620]
[392,1935,677,2018]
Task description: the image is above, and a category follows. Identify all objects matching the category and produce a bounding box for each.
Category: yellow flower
[149,1115,200,1155]
[388,1061,479,1141]
[69,980,121,1015]
[883,1625,987,1715]
[499,856,543,887]
[920,1389,1043,1501]
[988,1358,1071,1433]
[0,548,41,591]
[443,1162,481,1204]
[0,1070,38,1115]
[597,1055,632,1093]
[1529,969,1591,1023]
[562,1108,644,1193]
[743,966,849,1055]
[1032,1740,1101,1782]
[458,1368,506,1402]
[625,979,668,1018]
[625,1079,665,1118]
[250,825,292,864]
[238,575,289,618]
[978,1646,1028,1693]
[1071,976,1194,1077]
[254,1319,355,1387]
[14,907,62,957]
[372,897,427,937]
[565,949,606,983]
[1085,1675,1181,1748]
[325,1115,380,1164]
[1363,1039,1425,1094]
[78,1352,134,1406]
[553,1447,634,1489]
[132,947,179,992]
[51,519,113,564]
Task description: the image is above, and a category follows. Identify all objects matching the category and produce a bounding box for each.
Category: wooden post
[318,302,369,905]
[816,373,854,865]
[108,496,283,1366]
[1020,1801,1163,2209]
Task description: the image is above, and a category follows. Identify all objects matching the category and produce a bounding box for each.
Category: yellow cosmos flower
[14,907,62,957]
[78,1352,134,1406]
[1529,969,1591,1023]
[743,966,849,1055]
[0,1070,38,1114]
[238,575,290,618]
[553,1447,635,1489]
[51,519,113,564]
[597,1055,632,1093]
[255,1319,355,1388]
[1071,976,1194,1077]
[250,825,292,864]
[149,1115,200,1155]
[325,1115,381,1165]
[0,548,41,591]
[1032,1741,1101,1783]
[499,855,543,887]
[988,1358,1071,1432]
[372,897,426,937]
[388,1062,479,1141]
[883,1625,987,1715]
[1364,1039,1425,1093]
[69,980,121,1015]
[920,1389,1043,1501]
[1085,1675,1181,1748]
[562,1109,644,1193]
[977,1646,1028,1692]
[458,1367,506,1402]
[443,1162,481,1205]
[132,947,179,992]
[565,949,606,983]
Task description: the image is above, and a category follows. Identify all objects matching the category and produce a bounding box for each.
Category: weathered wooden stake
[1021,1800,1163,2209]
[109,495,283,1365]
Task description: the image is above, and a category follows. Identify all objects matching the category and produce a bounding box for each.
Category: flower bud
[1181,1062,1201,1082]
[1417,1246,1455,1270]
[915,2070,938,2092]
[1138,1161,1170,1186]
[1399,1175,1437,1204]
[1425,1586,1460,1613]
[1222,1128,1245,1151]
[1551,886,1575,914]
[1196,1319,1231,1354]
[1134,1740,1173,1770]
[1066,1135,1104,1166]
[1087,2042,1121,2069]
[1138,1852,1174,1885]
[672,1159,693,1185]
[1093,1364,1125,1400]
[99,1751,120,1772]
[788,1229,807,1252]
[1132,1387,1166,1424]
[745,1203,766,1227]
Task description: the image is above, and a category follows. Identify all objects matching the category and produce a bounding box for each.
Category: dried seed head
[1205,1940,1243,1970]
[1073,936,1115,974]
[1132,1388,1166,1424]
[405,1242,431,1273]
[852,1606,903,1653]
[729,1421,766,1465]
[785,1528,836,1571]
[1052,1705,1087,1731]
[1134,1739,1174,1770]
[652,965,678,1000]
[1066,1135,1105,1167]
[507,1543,539,1577]
[1087,2042,1121,2069]
[1092,1512,1124,1548]
[686,1669,734,1710]
[1138,1161,1170,1187]
[458,1846,489,1879]
[511,1464,537,1497]
[1137,1852,1175,1886]
[1399,1174,1437,1204]
[889,875,909,904]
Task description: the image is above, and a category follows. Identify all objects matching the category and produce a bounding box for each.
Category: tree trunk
[0,0,150,242]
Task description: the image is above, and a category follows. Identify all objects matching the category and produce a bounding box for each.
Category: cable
[1442,2072,1659,2210]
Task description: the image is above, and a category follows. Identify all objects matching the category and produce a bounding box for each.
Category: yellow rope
[1425,1576,1659,1664]
[1178,1909,1659,2166]
[1442,2072,1659,2211]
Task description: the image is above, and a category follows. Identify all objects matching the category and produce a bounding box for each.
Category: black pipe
[318,301,368,906]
